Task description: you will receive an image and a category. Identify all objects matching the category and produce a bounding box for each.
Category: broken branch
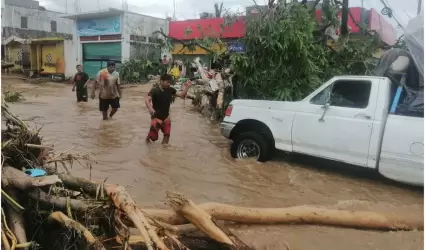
[48,211,106,250]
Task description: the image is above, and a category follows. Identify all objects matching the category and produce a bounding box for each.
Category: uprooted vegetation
[2,90,25,103]
[1,96,423,250]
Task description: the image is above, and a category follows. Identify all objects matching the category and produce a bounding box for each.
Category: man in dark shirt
[145,74,191,144]
[72,64,90,102]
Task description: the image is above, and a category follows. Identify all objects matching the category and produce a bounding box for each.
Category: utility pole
[173,0,176,20]
[418,0,422,15]
[340,0,349,37]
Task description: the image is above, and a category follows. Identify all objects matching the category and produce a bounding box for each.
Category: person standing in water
[145,73,191,144]
[72,64,90,102]
[91,61,122,120]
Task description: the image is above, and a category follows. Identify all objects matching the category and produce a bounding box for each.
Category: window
[21,16,28,29]
[130,35,147,42]
[310,85,331,106]
[310,80,372,109]
[51,21,57,32]
[148,37,162,44]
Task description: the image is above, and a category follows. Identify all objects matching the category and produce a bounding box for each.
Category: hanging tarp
[404,12,424,77]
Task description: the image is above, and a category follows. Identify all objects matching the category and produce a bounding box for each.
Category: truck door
[292,79,379,167]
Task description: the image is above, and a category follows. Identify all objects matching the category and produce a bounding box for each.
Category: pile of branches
[1,98,423,250]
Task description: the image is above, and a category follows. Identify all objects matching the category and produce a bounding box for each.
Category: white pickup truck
[220,75,424,186]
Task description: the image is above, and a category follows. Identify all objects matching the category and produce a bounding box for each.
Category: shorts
[99,97,120,111]
[76,88,88,102]
[147,118,171,141]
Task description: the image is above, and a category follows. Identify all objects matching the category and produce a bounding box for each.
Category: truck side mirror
[319,102,330,122]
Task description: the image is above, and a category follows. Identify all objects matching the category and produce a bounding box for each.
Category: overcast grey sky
[40,0,419,31]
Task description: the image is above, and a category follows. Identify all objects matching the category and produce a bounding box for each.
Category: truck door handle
[354,113,371,119]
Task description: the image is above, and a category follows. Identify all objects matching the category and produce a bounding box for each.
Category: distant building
[168,17,245,67]
[1,0,74,76]
[62,8,168,78]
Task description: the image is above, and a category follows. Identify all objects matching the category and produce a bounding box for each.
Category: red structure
[168,7,396,45]
[315,7,363,33]
[368,9,397,45]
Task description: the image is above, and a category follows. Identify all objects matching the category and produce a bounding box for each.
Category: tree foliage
[231,3,328,100]
[157,1,383,101]
[119,43,157,83]
[229,1,381,101]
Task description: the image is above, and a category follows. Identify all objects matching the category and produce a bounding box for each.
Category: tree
[214,2,223,17]
[199,2,224,19]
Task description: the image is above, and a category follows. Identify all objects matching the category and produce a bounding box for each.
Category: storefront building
[4,36,72,77]
[63,8,168,78]
[168,17,245,67]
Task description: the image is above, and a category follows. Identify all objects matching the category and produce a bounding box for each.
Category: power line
[380,0,404,29]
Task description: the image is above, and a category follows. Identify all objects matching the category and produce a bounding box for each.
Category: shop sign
[77,16,121,36]
[228,41,244,53]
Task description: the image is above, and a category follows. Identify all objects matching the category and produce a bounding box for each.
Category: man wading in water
[145,74,191,144]
[72,64,90,102]
[91,61,122,120]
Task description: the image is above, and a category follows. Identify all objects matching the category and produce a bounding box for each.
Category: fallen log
[48,211,106,250]
[27,188,90,211]
[166,192,233,245]
[143,202,423,231]
[2,166,61,190]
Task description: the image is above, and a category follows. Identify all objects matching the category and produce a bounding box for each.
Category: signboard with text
[76,16,121,36]
[227,41,245,53]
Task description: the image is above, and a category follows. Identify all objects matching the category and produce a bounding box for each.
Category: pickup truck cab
[220,76,424,186]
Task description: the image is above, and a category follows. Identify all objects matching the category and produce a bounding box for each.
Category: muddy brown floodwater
[2,75,424,250]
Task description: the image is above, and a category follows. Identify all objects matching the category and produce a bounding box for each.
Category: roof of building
[61,8,125,19]
[61,8,165,21]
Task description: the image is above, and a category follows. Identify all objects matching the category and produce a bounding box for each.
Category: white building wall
[64,39,77,77]
[123,12,168,62]
[68,11,167,75]
[2,4,73,34]
[121,13,130,62]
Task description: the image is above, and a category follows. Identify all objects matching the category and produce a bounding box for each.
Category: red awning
[168,17,246,40]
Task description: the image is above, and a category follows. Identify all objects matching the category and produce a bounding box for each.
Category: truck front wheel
[231,131,272,162]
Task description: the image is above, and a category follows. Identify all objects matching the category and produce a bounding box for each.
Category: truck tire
[231,131,271,162]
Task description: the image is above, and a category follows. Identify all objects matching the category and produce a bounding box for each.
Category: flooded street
[3,76,423,250]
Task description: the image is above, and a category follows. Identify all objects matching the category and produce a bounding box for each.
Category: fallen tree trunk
[2,166,61,190]
[143,202,423,231]
[166,192,253,250]
[48,211,106,250]
[27,188,89,211]
[166,192,233,245]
